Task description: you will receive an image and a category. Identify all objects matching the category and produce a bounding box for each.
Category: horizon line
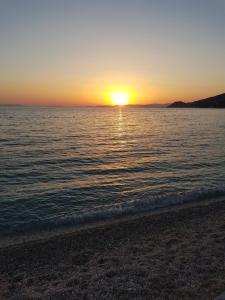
[0,91,224,108]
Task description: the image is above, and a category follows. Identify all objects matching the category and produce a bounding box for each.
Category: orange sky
[1,1,225,106]
[1,71,225,106]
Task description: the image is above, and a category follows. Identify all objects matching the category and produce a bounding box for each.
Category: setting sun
[111,91,130,106]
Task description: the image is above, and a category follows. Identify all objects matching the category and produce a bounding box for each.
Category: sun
[110,91,130,106]
[104,85,135,106]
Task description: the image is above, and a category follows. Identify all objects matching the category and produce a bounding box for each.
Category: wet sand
[1,198,225,299]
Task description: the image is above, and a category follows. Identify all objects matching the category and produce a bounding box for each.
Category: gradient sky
[1,0,225,106]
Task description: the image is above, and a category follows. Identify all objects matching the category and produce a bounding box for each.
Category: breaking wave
[55,185,225,227]
[2,185,225,241]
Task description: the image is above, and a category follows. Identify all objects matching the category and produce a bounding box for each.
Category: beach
[1,198,225,299]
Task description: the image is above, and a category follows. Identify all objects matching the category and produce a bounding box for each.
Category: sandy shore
[1,198,225,299]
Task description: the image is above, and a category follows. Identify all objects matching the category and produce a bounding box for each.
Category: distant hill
[128,104,168,108]
[0,104,22,106]
[169,93,225,108]
[95,104,168,108]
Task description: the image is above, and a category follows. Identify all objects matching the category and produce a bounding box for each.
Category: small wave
[1,185,225,241]
[55,185,225,227]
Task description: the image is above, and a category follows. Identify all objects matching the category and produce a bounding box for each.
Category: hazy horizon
[1,90,225,107]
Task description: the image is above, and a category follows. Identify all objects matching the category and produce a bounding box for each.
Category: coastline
[1,190,225,248]
[1,197,225,299]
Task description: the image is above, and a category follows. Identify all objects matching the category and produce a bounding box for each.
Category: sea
[1,106,225,239]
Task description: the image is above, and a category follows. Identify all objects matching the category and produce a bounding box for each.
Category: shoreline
[1,197,225,299]
[1,195,225,249]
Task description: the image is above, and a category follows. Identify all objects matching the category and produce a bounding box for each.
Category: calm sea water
[1,106,225,237]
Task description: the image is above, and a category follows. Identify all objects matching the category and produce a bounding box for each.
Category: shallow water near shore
[1,106,225,238]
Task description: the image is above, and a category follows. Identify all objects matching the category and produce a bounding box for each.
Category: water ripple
[0,106,225,237]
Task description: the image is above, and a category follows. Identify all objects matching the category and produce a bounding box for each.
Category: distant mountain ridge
[95,104,168,108]
[169,93,225,108]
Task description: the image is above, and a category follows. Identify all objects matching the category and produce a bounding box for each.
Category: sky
[0,0,225,106]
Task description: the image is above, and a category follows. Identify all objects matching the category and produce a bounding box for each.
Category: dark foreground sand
[1,198,225,300]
